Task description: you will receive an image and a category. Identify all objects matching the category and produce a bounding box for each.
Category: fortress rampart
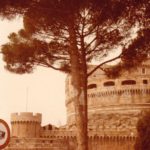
[5,60,150,150]
[5,132,136,150]
[66,60,150,131]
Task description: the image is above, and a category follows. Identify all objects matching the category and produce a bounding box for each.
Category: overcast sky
[0,18,67,127]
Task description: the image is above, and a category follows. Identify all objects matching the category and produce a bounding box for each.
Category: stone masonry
[5,59,150,149]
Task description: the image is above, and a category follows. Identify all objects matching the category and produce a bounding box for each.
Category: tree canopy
[0,0,149,75]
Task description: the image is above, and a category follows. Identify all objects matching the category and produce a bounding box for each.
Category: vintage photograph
[0,1,150,150]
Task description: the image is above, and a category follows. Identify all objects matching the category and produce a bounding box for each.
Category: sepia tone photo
[0,1,150,150]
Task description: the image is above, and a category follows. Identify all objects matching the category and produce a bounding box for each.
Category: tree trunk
[68,22,88,150]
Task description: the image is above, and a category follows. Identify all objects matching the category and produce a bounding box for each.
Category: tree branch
[84,24,98,37]
[85,36,97,51]
[33,58,63,71]
[87,53,122,77]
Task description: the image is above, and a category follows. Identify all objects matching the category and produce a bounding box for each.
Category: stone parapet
[11,112,42,123]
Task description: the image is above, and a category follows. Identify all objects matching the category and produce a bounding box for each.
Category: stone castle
[5,59,150,150]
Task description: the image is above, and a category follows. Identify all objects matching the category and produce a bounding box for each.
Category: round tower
[66,59,150,134]
[11,112,42,138]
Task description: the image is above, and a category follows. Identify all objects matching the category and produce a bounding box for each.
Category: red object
[0,119,10,149]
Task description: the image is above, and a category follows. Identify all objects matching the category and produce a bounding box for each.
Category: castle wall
[7,61,150,150]
[88,136,136,150]
[66,63,150,130]
[5,137,70,150]
[5,135,136,150]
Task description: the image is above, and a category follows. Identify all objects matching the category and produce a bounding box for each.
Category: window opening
[103,81,115,86]
[122,80,136,85]
[143,79,148,84]
[87,84,97,89]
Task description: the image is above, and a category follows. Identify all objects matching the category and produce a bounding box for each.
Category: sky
[0,18,67,127]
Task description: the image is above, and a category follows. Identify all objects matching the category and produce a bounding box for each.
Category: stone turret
[11,112,42,138]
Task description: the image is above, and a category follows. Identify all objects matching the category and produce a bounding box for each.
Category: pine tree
[0,1,149,150]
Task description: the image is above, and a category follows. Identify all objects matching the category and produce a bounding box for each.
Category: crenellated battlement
[41,129,137,139]
[11,112,42,123]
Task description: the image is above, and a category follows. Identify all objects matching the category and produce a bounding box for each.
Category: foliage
[0,0,149,76]
[105,28,150,78]
[135,110,150,150]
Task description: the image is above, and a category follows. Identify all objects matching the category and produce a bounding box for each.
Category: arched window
[122,80,136,85]
[87,84,97,89]
[103,81,115,86]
